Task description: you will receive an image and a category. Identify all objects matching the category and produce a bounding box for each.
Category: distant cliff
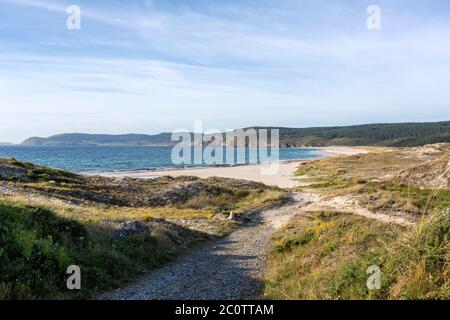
[20,121,450,147]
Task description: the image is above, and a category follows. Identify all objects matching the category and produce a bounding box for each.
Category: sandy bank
[96,146,367,189]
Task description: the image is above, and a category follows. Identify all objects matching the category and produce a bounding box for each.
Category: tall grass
[385,208,449,299]
[264,208,449,300]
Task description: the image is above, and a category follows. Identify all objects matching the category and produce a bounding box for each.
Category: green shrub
[113,235,176,269]
[0,203,137,299]
[274,230,316,253]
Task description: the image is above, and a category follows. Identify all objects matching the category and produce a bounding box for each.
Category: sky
[0,0,449,143]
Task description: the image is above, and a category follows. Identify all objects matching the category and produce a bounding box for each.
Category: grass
[264,208,449,300]
[0,158,287,299]
[0,202,131,299]
[176,189,286,213]
[2,187,285,223]
[268,144,449,300]
[0,188,285,299]
[356,182,450,214]
[264,211,404,299]
[384,208,449,299]
[295,146,450,214]
[3,145,447,300]
[0,201,213,299]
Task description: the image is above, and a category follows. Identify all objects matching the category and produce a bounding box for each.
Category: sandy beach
[97,146,367,188]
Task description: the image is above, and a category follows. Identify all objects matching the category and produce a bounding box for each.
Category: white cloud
[0,0,449,142]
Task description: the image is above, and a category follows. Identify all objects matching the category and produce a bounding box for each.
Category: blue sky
[0,0,449,143]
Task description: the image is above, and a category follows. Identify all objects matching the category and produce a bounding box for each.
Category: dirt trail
[102,190,414,300]
[102,193,309,300]
[304,194,416,227]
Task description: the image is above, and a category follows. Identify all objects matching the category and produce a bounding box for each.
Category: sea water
[0,145,325,173]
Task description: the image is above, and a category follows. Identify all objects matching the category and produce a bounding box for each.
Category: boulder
[110,220,149,240]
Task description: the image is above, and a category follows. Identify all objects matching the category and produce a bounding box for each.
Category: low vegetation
[0,201,195,299]
[264,208,449,299]
[265,143,449,300]
[295,143,450,215]
[0,158,287,299]
[2,142,448,300]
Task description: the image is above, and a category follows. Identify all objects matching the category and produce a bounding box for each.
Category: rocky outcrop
[110,220,149,240]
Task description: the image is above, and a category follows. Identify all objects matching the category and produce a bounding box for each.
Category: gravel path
[102,193,310,300]
[102,189,411,300]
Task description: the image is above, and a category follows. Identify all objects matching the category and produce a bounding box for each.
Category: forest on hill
[20,121,450,147]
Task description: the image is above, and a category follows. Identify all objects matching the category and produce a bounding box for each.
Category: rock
[152,181,207,205]
[215,213,226,221]
[110,220,149,240]
[0,181,12,195]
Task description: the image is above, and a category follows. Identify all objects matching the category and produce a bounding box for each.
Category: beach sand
[97,146,367,189]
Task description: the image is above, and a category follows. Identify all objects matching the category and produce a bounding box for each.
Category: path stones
[102,193,304,300]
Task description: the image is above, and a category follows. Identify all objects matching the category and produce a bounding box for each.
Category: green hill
[274,121,450,147]
[20,121,450,147]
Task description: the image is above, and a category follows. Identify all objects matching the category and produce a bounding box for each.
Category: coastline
[95,146,367,188]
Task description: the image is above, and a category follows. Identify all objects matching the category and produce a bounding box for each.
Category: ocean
[0,145,325,173]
